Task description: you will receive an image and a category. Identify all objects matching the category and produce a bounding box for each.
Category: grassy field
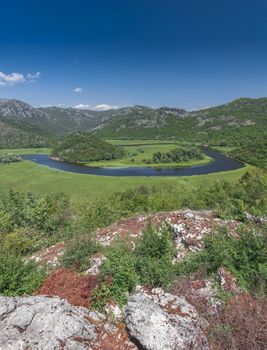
[0,148,51,155]
[0,143,255,202]
[0,157,251,202]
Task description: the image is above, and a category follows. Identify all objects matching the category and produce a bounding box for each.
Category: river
[21,148,244,177]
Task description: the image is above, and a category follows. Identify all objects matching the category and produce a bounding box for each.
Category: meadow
[0,143,251,201]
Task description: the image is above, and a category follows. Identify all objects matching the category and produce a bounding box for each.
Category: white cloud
[0,72,25,86]
[93,104,119,111]
[73,103,120,111]
[74,87,83,93]
[0,71,42,86]
[73,103,91,109]
[27,72,41,81]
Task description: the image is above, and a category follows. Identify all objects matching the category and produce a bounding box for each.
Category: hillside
[38,106,112,135]
[0,120,49,148]
[0,172,266,349]
[1,97,267,149]
[51,132,125,162]
[96,98,267,144]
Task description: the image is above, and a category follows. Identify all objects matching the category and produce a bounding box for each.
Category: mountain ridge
[0,97,266,146]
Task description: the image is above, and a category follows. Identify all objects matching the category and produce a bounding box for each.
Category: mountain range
[0,97,266,148]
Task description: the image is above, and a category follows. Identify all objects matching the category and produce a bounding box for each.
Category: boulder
[0,295,97,350]
[125,288,210,350]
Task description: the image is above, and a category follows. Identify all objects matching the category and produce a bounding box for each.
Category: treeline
[229,140,267,169]
[51,132,125,163]
[152,147,204,163]
[0,154,21,163]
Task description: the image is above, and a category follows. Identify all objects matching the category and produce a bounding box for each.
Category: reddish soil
[36,268,98,308]
[93,323,138,350]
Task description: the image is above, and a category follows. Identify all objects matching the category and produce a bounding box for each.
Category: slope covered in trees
[0,120,49,149]
[51,132,125,163]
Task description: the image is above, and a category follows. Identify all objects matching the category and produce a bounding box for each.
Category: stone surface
[0,295,137,350]
[85,253,107,276]
[0,296,97,350]
[30,242,65,268]
[125,288,210,350]
[104,301,123,322]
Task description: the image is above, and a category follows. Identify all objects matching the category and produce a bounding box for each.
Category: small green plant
[92,283,111,311]
[62,234,100,272]
[134,224,176,288]
[99,241,139,307]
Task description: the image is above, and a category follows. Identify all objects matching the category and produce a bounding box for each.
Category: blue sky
[1,0,267,110]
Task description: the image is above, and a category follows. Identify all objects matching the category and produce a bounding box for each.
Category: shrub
[98,241,139,307]
[0,253,45,296]
[62,234,100,272]
[94,224,176,308]
[176,226,267,294]
[134,224,176,288]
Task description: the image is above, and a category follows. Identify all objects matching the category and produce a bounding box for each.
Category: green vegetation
[0,168,266,298]
[0,254,44,296]
[0,120,49,149]
[229,140,267,169]
[51,132,125,162]
[0,191,72,296]
[0,156,251,201]
[0,154,21,163]
[62,235,100,272]
[176,225,266,294]
[85,142,211,168]
[152,147,204,163]
[0,148,51,156]
[93,224,175,307]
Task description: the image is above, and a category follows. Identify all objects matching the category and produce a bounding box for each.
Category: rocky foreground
[0,210,266,349]
[0,288,210,350]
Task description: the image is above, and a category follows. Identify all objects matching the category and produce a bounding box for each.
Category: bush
[0,154,21,163]
[0,191,71,234]
[135,224,176,288]
[0,227,43,255]
[176,226,267,294]
[97,241,139,307]
[61,234,100,272]
[94,224,176,308]
[0,253,45,296]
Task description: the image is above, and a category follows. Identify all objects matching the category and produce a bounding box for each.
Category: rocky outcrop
[30,242,65,268]
[0,295,138,350]
[85,253,107,276]
[96,210,239,260]
[0,295,98,350]
[244,212,267,225]
[31,210,240,270]
[125,288,210,350]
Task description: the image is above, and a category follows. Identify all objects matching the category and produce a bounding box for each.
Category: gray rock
[0,295,97,350]
[244,212,266,225]
[125,289,210,350]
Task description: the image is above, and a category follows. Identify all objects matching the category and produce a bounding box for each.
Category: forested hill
[51,132,125,163]
[0,97,267,147]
